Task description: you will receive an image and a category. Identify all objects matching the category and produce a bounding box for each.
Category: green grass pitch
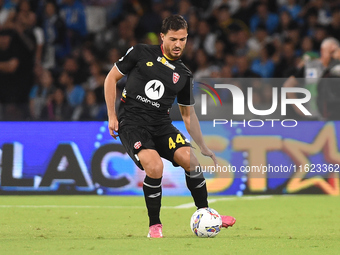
[0,195,339,255]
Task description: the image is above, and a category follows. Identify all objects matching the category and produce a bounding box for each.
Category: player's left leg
[174,147,236,228]
[154,125,236,228]
[174,147,209,209]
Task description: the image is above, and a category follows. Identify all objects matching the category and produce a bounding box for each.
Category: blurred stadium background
[1,0,340,121]
[1,1,340,254]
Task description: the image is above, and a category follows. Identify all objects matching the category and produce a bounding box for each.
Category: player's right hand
[108,116,119,139]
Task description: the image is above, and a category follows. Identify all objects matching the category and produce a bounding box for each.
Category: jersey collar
[160,44,179,61]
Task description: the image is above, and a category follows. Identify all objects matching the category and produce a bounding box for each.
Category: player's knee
[176,153,191,171]
[182,159,191,172]
[177,152,200,172]
[144,159,164,179]
[174,147,191,170]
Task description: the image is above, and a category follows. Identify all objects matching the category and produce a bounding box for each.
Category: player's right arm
[104,66,123,139]
[104,45,141,138]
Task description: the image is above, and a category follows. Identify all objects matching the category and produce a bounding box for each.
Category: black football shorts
[118,123,191,170]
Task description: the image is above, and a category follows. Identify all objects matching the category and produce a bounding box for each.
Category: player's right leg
[118,125,164,238]
[138,149,164,238]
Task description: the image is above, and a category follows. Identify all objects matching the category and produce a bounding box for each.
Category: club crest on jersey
[134,141,142,149]
[157,57,175,70]
[173,73,180,84]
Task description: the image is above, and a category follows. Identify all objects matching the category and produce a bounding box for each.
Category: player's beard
[171,47,182,58]
[164,44,183,59]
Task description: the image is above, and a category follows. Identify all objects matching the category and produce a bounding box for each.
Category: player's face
[161,29,188,59]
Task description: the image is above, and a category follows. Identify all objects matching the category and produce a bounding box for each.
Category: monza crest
[173,72,180,84]
[134,141,142,149]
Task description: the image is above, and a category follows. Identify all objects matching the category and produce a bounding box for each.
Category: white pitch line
[174,195,273,209]
[0,205,177,209]
[0,205,147,209]
[0,196,272,210]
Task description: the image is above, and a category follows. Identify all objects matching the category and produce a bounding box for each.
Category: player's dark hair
[161,15,188,34]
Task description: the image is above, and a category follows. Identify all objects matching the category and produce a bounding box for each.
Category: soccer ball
[190,207,222,238]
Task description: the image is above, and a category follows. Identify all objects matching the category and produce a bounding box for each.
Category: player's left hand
[200,146,218,167]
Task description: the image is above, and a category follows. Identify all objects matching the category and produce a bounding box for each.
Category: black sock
[185,166,208,209]
[143,175,162,226]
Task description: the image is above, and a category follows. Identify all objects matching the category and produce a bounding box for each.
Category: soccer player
[104,14,236,238]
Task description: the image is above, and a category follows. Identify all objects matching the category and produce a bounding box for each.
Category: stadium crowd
[1,0,340,121]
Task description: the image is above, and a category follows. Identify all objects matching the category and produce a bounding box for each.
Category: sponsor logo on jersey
[136,95,161,108]
[173,72,180,84]
[146,62,153,66]
[144,80,165,100]
[157,56,175,70]
[134,141,142,149]
[135,80,164,108]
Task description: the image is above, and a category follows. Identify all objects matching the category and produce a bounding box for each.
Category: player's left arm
[179,105,218,166]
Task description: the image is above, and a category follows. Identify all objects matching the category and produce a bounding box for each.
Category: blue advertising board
[0,121,339,195]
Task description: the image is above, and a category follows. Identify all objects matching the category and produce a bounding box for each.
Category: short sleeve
[177,76,195,106]
[115,45,141,75]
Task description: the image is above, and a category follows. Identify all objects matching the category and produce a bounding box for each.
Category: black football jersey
[115,44,195,126]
